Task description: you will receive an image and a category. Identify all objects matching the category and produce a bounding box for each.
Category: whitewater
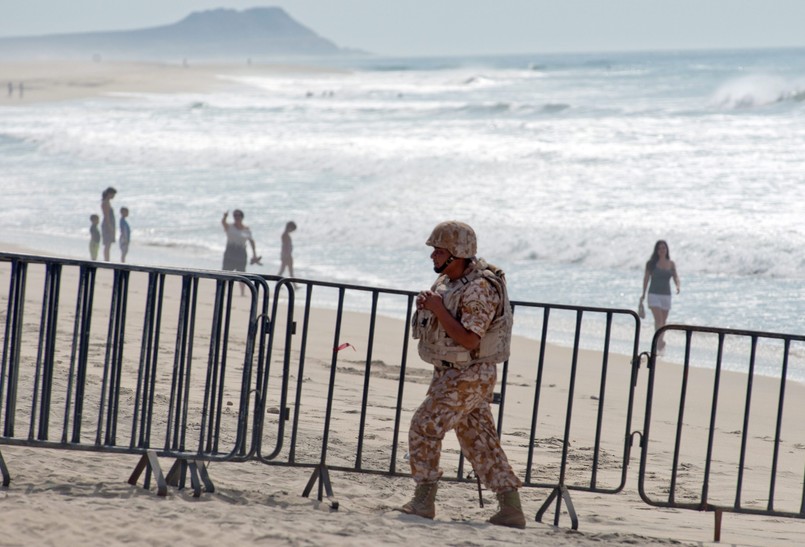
[1,47,805,375]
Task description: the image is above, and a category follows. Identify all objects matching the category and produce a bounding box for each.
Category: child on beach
[89,214,100,260]
[119,207,131,263]
[277,221,297,277]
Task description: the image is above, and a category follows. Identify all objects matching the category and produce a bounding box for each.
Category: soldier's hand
[419,291,443,312]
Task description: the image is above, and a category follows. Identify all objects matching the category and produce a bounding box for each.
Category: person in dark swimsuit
[100,187,117,262]
[641,239,681,352]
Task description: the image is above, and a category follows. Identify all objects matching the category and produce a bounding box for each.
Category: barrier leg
[0,448,10,487]
[192,461,215,494]
[165,459,187,489]
[165,458,215,497]
[714,508,723,542]
[535,485,579,530]
[128,450,168,496]
[302,464,339,510]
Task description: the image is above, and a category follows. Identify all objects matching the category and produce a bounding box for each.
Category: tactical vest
[412,259,513,368]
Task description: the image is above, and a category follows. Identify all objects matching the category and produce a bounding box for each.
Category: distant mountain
[0,7,360,61]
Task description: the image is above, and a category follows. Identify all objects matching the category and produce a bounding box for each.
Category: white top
[225,224,252,247]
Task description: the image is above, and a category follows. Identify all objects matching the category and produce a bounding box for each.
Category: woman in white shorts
[640,240,680,351]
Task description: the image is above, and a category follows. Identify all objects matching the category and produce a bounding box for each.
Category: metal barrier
[638,324,805,540]
[251,277,642,527]
[12,253,805,539]
[1,255,642,525]
[0,253,264,496]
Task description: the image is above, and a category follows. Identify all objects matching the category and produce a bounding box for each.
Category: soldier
[400,220,525,528]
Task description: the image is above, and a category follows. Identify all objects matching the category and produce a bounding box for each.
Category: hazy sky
[2,0,805,56]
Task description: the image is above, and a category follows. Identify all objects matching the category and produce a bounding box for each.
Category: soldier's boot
[399,481,438,519]
[488,489,526,529]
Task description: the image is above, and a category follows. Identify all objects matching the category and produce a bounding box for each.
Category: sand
[2,61,805,544]
[0,59,335,104]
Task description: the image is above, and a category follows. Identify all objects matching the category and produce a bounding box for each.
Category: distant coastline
[0,7,366,62]
[0,59,340,104]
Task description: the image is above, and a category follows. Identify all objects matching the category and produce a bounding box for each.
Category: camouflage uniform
[408,266,522,494]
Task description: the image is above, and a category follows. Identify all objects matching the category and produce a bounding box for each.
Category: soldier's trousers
[408,362,522,494]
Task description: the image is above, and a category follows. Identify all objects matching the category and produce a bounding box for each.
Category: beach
[2,238,805,547]
[0,59,338,104]
[3,52,805,546]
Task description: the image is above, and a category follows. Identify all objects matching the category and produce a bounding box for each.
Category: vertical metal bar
[212,279,235,454]
[637,327,659,502]
[71,265,96,443]
[132,272,157,448]
[96,269,121,445]
[0,259,18,421]
[389,293,414,475]
[525,306,550,485]
[38,262,62,440]
[668,330,693,505]
[31,262,56,440]
[319,287,346,464]
[701,333,726,505]
[165,276,189,451]
[234,279,259,458]
[166,275,191,451]
[768,338,790,511]
[496,358,510,435]
[63,265,87,442]
[495,299,516,437]
[355,290,379,471]
[200,279,225,454]
[248,278,272,458]
[2,260,27,437]
[553,309,583,525]
[619,310,643,492]
[288,284,311,464]
[104,269,129,446]
[109,269,130,445]
[179,278,199,453]
[590,312,614,489]
[144,274,165,448]
[249,289,267,455]
[735,336,758,509]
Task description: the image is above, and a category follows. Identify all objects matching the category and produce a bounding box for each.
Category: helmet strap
[434,255,455,274]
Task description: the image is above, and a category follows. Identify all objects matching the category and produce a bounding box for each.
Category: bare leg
[103,243,111,262]
[650,306,670,350]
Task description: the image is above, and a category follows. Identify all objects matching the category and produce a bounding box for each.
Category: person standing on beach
[119,207,131,263]
[401,221,525,528]
[221,209,261,296]
[277,221,297,277]
[100,187,117,261]
[640,239,681,352]
[89,214,101,260]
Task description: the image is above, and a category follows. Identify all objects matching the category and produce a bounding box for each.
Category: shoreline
[2,238,804,386]
[0,59,339,104]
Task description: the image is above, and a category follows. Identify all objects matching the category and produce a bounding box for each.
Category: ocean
[1,47,805,375]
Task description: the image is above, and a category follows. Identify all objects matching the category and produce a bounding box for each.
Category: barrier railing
[0,253,264,495]
[251,277,642,527]
[7,252,805,540]
[638,324,805,540]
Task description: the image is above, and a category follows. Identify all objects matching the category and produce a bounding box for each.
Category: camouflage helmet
[426,221,477,258]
